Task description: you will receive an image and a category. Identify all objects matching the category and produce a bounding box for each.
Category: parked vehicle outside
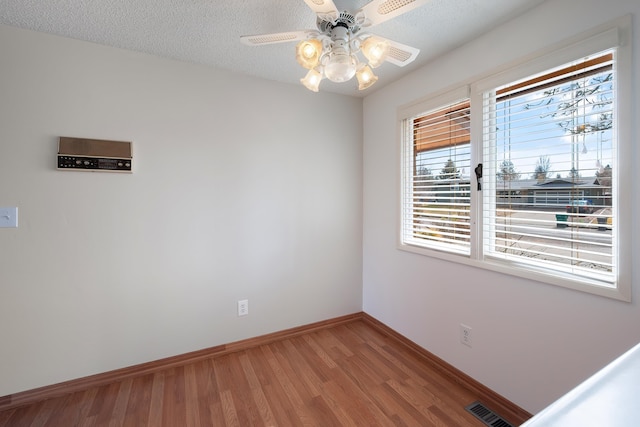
[566,199,594,214]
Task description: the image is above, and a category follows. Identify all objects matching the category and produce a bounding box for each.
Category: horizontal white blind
[402,99,471,255]
[482,51,615,283]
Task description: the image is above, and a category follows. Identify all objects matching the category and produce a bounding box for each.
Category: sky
[415,56,614,182]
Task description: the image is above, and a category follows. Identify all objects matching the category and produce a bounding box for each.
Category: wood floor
[0,318,529,426]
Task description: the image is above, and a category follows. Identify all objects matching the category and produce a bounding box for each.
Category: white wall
[0,25,363,396]
[363,0,639,414]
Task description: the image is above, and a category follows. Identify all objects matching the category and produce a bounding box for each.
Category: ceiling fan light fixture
[241,0,428,93]
[356,64,378,90]
[300,68,323,92]
[361,36,389,68]
[295,39,323,69]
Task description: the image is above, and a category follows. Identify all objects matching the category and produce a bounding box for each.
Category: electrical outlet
[237,299,248,316]
[460,324,472,347]
[0,207,18,228]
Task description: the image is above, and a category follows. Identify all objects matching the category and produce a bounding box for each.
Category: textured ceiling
[0,0,546,97]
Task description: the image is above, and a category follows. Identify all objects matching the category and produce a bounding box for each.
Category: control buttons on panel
[57,155,132,172]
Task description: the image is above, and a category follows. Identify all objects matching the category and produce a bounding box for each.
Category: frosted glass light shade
[295,39,323,69]
[324,50,357,82]
[356,64,378,90]
[361,37,389,68]
[300,68,322,92]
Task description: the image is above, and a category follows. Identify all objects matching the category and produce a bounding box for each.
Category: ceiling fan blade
[380,37,420,66]
[358,0,429,27]
[302,0,339,21]
[240,30,317,46]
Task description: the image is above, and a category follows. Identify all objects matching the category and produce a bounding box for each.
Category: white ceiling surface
[0,0,546,97]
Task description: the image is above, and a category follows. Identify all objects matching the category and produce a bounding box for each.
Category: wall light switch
[0,207,18,228]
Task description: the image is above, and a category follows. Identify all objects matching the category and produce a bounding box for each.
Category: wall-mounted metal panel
[57,137,132,172]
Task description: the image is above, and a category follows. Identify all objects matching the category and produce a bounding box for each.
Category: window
[482,52,615,285]
[399,18,631,300]
[401,96,471,255]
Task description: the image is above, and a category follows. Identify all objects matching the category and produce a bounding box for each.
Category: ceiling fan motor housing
[317,11,361,36]
[329,23,350,43]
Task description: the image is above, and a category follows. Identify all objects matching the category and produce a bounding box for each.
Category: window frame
[397,16,632,301]
[400,90,472,256]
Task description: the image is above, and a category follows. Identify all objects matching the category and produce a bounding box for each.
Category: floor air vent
[465,401,514,427]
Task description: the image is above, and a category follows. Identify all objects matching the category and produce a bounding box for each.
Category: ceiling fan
[240,0,429,92]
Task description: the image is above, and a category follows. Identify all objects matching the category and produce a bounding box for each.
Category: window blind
[402,99,472,255]
[482,51,615,284]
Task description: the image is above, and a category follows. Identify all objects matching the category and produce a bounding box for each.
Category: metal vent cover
[465,401,514,427]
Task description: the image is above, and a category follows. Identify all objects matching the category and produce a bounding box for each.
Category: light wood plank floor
[0,320,524,426]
